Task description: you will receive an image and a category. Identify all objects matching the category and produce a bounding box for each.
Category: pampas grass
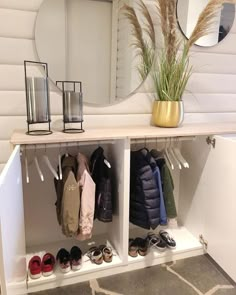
[155,0,236,101]
[122,2,155,80]
[187,0,236,51]
[124,0,236,101]
[155,0,191,101]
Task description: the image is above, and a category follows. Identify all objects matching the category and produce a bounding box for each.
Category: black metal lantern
[24,61,52,135]
[56,81,84,133]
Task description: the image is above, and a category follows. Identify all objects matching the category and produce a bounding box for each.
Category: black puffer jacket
[90,147,112,222]
[130,148,160,229]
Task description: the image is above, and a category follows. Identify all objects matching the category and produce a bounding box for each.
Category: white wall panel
[0,141,11,163]
[0,65,24,90]
[0,0,43,11]
[1,91,236,117]
[0,9,36,39]
[0,37,37,64]
[183,94,236,113]
[188,73,236,94]
[0,91,62,116]
[189,52,236,74]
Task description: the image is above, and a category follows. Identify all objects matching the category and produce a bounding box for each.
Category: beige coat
[61,157,80,237]
[76,153,95,240]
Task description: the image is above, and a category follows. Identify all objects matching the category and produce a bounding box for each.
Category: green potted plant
[124,0,236,127]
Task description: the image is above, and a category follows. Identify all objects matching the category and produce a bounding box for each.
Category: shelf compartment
[26,237,122,292]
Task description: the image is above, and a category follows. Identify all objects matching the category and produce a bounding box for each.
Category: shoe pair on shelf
[28,253,55,279]
[86,245,113,265]
[129,238,149,257]
[129,230,176,257]
[56,246,82,273]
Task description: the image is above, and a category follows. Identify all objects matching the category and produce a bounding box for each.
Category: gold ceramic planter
[152,101,184,128]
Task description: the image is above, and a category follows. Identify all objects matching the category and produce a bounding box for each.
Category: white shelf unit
[1,126,236,294]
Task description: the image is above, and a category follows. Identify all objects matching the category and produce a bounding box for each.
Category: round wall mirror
[177,1,235,47]
[35,0,151,106]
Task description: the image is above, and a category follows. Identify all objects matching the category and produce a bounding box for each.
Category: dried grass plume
[187,0,236,51]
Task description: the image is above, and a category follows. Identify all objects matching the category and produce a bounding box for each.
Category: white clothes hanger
[34,156,44,182]
[164,140,174,170]
[168,138,182,169]
[172,138,189,168]
[169,147,182,170]
[58,145,62,180]
[24,148,29,184]
[43,156,59,180]
[104,159,111,169]
[43,145,59,180]
[173,148,189,168]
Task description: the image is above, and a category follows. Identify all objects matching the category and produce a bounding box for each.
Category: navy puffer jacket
[130,148,160,229]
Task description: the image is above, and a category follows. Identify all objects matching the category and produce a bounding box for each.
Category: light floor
[31,255,236,295]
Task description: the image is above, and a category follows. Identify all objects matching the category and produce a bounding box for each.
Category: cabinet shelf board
[26,238,122,291]
[11,122,236,145]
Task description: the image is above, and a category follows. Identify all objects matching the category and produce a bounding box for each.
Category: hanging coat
[150,149,167,225]
[76,153,96,241]
[161,164,177,219]
[54,155,81,237]
[90,147,113,222]
[151,149,177,219]
[130,148,160,230]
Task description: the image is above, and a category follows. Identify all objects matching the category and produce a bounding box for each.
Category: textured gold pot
[152,101,184,128]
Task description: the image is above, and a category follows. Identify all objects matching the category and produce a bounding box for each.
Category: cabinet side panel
[0,146,26,295]
[179,137,211,237]
[108,139,130,263]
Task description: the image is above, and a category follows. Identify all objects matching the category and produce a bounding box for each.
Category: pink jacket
[76,153,95,240]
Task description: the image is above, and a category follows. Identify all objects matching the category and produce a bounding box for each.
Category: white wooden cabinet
[1,125,236,294]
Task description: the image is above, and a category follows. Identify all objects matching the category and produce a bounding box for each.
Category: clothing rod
[21,140,116,151]
[131,136,196,144]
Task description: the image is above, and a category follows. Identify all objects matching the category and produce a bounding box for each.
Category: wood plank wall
[0,0,236,170]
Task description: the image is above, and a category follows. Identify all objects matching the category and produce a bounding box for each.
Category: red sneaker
[28,256,42,279]
[42,253,55,277]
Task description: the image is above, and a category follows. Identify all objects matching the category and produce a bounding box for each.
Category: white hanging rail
[20,140,116,151]
[130,136,196,145]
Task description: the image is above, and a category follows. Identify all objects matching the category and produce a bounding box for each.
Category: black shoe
[129,237,148,257]
[146,233,167,251]
[135,237,148,256]
[56,248,70,273]
[70,246,82,271]
[159,230,176,249]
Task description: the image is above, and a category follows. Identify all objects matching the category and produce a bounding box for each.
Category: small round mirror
[35,0,152,106]
[177,1,235,47]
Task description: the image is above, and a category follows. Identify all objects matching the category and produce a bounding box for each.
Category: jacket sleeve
[77,170,96,240]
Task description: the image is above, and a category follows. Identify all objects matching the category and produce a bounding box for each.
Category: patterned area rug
[31,255,236,295]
